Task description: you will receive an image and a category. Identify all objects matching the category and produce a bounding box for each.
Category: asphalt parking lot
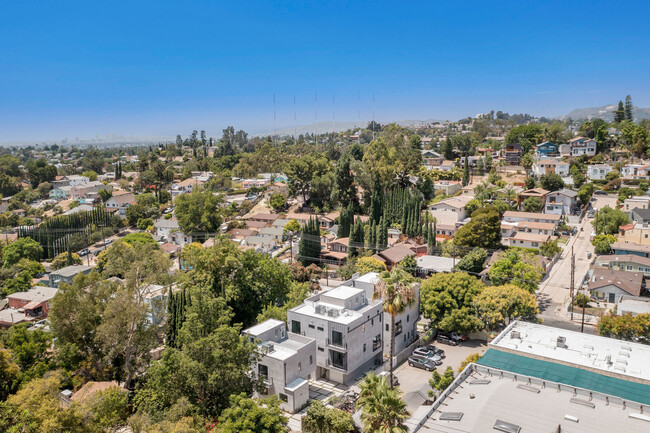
[393,339,488,395]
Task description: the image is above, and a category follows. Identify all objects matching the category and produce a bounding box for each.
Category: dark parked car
[436,334,459,346]
[412,348,443,365]
[408,355,437,371]
[594,190,607,195]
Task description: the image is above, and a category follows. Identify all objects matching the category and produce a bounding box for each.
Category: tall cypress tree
[624,95,634,122]
[370,178,383,225]
[299,217,321,266]
[614,100,625,123]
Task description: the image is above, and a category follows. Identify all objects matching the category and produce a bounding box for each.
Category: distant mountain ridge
[557,105,650,122]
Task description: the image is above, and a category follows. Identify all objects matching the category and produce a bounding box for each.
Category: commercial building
[406,321,650,433]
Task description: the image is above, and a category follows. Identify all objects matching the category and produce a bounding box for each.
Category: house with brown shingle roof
[587,268,645,303]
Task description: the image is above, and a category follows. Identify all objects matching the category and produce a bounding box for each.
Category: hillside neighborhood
[0,98,650,432]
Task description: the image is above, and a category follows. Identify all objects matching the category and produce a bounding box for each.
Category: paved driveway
[591,193,618,211]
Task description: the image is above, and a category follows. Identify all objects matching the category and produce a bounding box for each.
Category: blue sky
[1,0,649,142]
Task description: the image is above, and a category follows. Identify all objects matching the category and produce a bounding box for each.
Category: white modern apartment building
[587,164,613,180]
[243,319,316,413]
[286,272,419,385]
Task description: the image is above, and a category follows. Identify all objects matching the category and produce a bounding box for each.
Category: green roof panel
[477,349,650,405]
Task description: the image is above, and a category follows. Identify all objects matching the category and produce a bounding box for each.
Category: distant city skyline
[1,0,649,142]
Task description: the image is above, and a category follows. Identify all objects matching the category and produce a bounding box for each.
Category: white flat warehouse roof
[491,321,650,383]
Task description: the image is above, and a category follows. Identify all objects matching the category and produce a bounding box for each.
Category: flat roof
[244,318,284,336]
[411,363,650,433]
[490,321,650,384]
[323,285,364,300]
[7,286,58,302]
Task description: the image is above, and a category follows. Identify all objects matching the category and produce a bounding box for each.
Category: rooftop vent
[493,419,521,433]
[510,331,521,339]
[564,415,579,423]
[262,342,275,353]
[439,412,464,421]
[516,384,540,393]
[469,379,491,385]
[570,398,595,408]
[557,336,567,349]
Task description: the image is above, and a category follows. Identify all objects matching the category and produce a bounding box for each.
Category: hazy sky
[1,0,649,142]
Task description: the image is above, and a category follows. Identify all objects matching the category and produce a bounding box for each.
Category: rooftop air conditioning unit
[556,336,567,349]
[511,331,521,339]
[327,309,339,318]
[263,342,275,353]
[315,305,326,315]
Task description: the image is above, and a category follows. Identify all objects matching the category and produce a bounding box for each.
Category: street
[537,213,596,333]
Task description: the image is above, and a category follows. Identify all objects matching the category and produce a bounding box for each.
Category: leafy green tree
[597,313,650,341]
[0,347,20,400]
[285,155,332,203]
[331,154,358,209]
[375,269,416,388]
[429,366,454,395]
[123,232,158,246]
[474,284,539,330]
[488,250,544,293]
[591,234,617,254]
[284,219,301,234]
[575,293,590,308]
[302,400,354,433]
[594,206,629,235]
[82,170,98,181]
[357,373,409,433]
[505,124,542,153]
[257,282,312,322]
[455,247,487,274]
[136,217,154,230]
[522,197,543,212]
[51,251,83,270]
[397,255,417,276]
[217,393,287,433]
[3,237,43,266]
[578,183,594,206]
[75,386,129,432]
[539,239,561,258]
[351,254,380,272]
[26,159,57,188]
[174,189,224,234]
[521,153,534,172]
[453,206,501,249]
[539,173,564,192]
[420,272,484,334]
[269,193,286,212]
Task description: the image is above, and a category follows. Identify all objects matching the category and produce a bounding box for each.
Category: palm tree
[374,269,416,389]
[501,185,518,207]
[357,373,409,433]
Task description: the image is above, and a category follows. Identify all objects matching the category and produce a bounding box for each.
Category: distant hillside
[557,105,650,122]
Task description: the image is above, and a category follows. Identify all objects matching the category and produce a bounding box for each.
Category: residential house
[169,231,194,247]
[535,142,558,157]
[372,243,417,270]
[433,180,462,196]
[502,211,562,228]
[428,196,471,222]
[596,254,650,276]
[501,220,556,247]
[623,196,650,212]
[322,238,349,266]
[153,217,180,241]
[171,178,204,198]
[247,213,279,224]
[0,309,29,328]
[226,228,258,242]
[416,255,456,276]
[611,241,650,258]
[438,160,456,172]
[587,268,644,303]
[62,175,90,187]
[258,226,284,244]
[71,182,111,202]
[6,286,58,320]
[545,189,579,215]
[49,185,73,200]
[243,319,316,413]
[242,178,270,189]
[618,222,650,246]
[517,188,550,210]
[63,204,94,216]
[421,150,444,170]
[503,143,522,165]
[629,207,650,224]
[569,136,597,156]
[621,164,650,179]
[559,143,571,156]
[49,265,92,288]
[587,164,613,180]
[533,159,570,177]
[142,284,168,325]
[105,193,136,218]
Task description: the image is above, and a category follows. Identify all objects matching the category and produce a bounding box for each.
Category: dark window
[386,324,389,332]
[291,320,301,334]
[331,330,344,347]
[395,321,403,336]
[279,393,288,402]
[318,347,324,352]
[309,355,313,364]
[373,334,381,351]
[308,324,315,329]
[363,343,367,352]
[331,351,345,369]
[258,364,268,378]
[317,326,324,331]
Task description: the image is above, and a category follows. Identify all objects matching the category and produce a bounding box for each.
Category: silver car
[412,347,443,365]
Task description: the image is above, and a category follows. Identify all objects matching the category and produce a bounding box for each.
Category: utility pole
[581,294,587,333]
[289,232,293,263]
[570,246,575,321]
